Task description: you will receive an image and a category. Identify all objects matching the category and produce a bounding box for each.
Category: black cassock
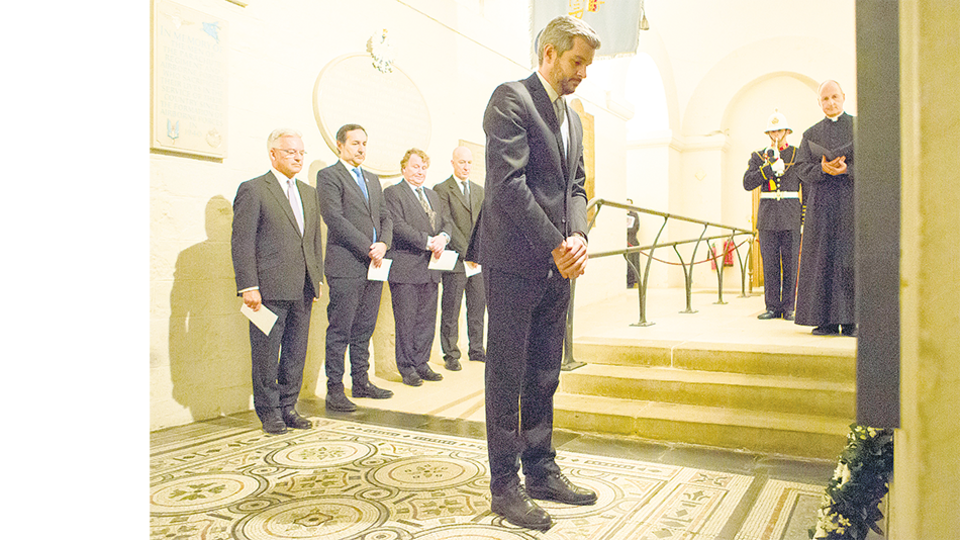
[794,113,856,327]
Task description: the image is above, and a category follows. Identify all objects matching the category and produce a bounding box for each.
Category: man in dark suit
[466,15,601,531]
[434,146,486,371]
[317,124,395,412]
[231,128,324,435]
[384,148,451,386]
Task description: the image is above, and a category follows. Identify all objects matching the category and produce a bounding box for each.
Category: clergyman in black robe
[794,80,856,336]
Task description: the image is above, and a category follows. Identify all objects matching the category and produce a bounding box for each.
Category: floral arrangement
[810,424,894,539]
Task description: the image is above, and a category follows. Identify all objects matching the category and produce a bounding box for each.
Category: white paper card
[241,303,278,336]
[428,250,459,271]
[464,262,482,277]
[368,258,392,281]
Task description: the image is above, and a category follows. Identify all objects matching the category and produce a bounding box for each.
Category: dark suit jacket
[467,72,589,277]
[231,171,324,300]
[434,175,484,273]
[317,161,393,279]
[384,181,452,284]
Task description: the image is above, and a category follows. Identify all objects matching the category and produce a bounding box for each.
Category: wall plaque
[152,0,228,159]
[313,54,431,177]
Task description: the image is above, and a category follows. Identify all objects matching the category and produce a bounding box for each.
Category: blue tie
[353,167,369,201]
[353,166,375,241]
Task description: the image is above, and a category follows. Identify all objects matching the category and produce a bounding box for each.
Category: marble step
[572,337,855,382]
[554,393,850,460]
[560,364,855,418]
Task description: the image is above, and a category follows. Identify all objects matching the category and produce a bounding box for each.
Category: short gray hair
[267,128,302,150]
[536,15,601,65]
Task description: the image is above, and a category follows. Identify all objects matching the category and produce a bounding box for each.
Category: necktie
[286,179,304,234]
[462,180,471,211]
[353,167,369,201]
[555,98,568,158]
[417,187,436,229]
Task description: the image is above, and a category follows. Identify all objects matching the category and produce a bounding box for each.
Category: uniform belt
[760,191,800,200]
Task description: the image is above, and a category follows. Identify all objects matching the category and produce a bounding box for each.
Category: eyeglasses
[276,148,307,157]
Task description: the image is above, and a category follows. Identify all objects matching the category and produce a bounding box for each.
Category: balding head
[818,80,845,118]
[451,146,473,180]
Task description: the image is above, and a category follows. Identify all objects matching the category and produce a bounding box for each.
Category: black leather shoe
[757,310,778,320]
[401,371,423,387]
[261,416,288,435]
[783,311,795,321]
[812,324,840,336]
[417,365,443,382]
[841,324,857,337]
[281,407,312,429]
[352,381,394,399]
[525,472,597,505]
[325,390,358,412]
[469,354,486,363]
[444,358,462,371]
[491,485,552,531]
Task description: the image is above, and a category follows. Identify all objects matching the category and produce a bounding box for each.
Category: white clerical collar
[535,70,562,105]
[827,113,843,122]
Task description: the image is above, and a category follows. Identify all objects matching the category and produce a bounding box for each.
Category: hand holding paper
[368,258,392,281]
[428,250,459,271]
[241,303,277,336]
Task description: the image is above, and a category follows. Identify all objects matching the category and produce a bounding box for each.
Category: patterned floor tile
[733,479,823,540]
[150,418,807,540]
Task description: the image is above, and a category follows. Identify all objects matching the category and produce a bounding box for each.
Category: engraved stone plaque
[152,0,228,159]
[313,54,431,177]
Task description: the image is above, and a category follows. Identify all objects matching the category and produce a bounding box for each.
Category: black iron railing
[563,198,756,370]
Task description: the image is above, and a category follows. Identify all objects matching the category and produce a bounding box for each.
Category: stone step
[554,393,850,460]
[560,364,855,418]
[572,337,855,382]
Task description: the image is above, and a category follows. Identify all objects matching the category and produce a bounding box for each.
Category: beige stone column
[891,0,960,537]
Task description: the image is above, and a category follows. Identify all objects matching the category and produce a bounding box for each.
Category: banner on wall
[531,0,641,59]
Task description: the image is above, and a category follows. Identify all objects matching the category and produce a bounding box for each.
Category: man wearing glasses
[231,128,324,434]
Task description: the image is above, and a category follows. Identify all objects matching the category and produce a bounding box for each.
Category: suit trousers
[759,229,800,314]
[250,286,312,421]
[484,268,568,494]
[389,281,439,375]
[325,276,383,390]
[439,271,486,361]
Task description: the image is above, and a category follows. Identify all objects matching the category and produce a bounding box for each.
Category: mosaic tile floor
[150,416,827,540]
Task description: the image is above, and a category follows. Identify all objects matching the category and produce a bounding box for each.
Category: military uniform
[743,143,802,318]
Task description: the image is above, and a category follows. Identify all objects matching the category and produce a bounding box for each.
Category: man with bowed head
[231,128,324,435]
[466,15,601,531]
[434,146,486,371]
[794,80,857,337]
[383,148,452,386]
[316,124,395,413]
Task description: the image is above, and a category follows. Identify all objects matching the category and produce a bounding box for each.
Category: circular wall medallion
[268,440,375,468]
[370,456,482,490]
[150,473,262,515]
[235,498,386,540]
[313,54,431,177]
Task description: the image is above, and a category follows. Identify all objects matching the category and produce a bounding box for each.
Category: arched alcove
[719,72,821,228]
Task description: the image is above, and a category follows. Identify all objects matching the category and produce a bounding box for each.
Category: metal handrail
[562,198,756,370]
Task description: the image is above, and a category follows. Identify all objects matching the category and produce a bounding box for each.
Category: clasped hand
[428,235,447,259]
[552,236,588,279]
[821,155,847,176]
[369,242,387,268]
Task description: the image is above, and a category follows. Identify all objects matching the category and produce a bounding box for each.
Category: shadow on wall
[168,195,252,421]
